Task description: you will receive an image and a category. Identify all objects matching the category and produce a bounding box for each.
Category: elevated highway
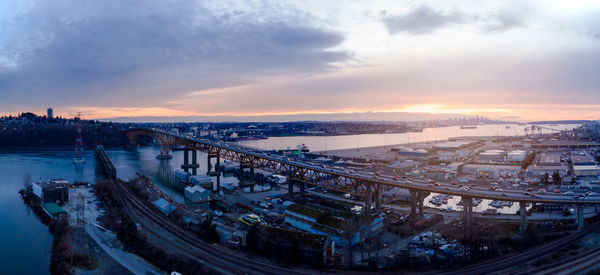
[124,128,600,231]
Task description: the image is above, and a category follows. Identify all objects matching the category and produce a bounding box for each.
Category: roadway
[126,128,600,205]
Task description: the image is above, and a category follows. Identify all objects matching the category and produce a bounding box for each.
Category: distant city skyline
[1,1,600,121]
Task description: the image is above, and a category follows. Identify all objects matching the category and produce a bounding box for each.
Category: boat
[239,213,263,226]
[236,135,268,141]
[172,145,186,151]
[297,144,309,153]
[460,125,477,129]
[225,132,268,141]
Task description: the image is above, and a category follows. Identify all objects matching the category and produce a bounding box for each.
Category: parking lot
[62,186,105,226]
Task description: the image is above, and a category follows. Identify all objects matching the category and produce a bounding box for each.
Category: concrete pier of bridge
[520,203,527,234]
[238,163,255,192]
[577,204,585,230]
[207,154,221,191]
[409,189,426,221]
[181,148,200,175]
[463,196,473,239]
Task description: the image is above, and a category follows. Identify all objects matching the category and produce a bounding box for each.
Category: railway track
[529,247,600,275]
[112,179,311,275]
[437,220,600,275]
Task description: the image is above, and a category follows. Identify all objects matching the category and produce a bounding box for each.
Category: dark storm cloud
[0,0,349,107]
[380,6,467,35]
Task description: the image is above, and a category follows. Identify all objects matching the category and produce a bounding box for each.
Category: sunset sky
[1,0,600,121]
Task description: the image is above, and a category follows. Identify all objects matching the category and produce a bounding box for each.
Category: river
[238,123,579,151]
[0,123,580,273]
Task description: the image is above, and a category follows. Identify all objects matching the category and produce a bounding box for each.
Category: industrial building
[571,155,595,166]
[573,165,600,177]
[42,203,67,219]
[478,150,505,162]
[525,165,568,177]
[154,198,177,216]
[392,146,428,158]
[538,154,562,166]
[32,179,70,204]
[284,203,383,247]
[185,185,211,203]
[462,164,521,179]
[432,141,473,150]
[507,150,527,162]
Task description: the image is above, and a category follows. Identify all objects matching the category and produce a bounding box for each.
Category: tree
[552,171,562,185]
[541,172,550,185]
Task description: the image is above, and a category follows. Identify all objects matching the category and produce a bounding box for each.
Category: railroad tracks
[112,179,310,275]
[523,246,600,275]
[438,220,600,275]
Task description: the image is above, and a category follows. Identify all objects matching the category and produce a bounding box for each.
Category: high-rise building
[47,107,53,119]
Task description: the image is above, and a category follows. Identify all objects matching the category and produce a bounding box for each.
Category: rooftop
[286,203,323,219]
[43,203,66,216]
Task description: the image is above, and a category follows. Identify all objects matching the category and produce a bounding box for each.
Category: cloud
[381,3,531,36]
[481,3,531,32]
[0,0,349,108]
[380,6,466,35]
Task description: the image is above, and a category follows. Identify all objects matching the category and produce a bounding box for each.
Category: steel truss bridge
[124,128,600,205]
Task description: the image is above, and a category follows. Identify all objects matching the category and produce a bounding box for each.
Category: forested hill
[0,113,130,147]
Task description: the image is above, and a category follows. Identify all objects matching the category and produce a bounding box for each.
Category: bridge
[124,128,600,234]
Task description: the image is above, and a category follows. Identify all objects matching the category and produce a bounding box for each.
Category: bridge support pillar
[519,203,527,235]
[417,191,425,217]
[463,196,473,239]
[375,184,382,209]
[577,204,584,230]
[410,190,417,221]
[300,181,305,195]
[365,184,372,216]
[181,149,200,175]
[288,180,294,199]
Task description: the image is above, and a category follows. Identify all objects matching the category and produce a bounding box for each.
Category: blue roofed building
[284,203,383,247]
[153,198,177,216]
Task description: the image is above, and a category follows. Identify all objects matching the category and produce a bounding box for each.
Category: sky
[1,0,600,122]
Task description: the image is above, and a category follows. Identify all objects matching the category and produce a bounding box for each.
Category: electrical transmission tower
[73,112,85,164]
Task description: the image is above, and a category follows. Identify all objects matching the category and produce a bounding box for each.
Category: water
[239,123,579,151]
[0,146,240,274]
[0,149,97,275]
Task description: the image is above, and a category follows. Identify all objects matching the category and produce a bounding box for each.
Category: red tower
[73,113,85,164]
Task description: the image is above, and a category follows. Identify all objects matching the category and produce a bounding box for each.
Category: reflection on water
[239,124,579,151]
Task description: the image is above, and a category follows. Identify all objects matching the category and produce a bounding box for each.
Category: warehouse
[392,147,428,158]
[538,154,562,166]
[478,150,505,163]
[32,179,70,205]
[507,150,527,162]
[573,165,600,177]
[462,164,521,178]
[526,165,568,177]
[185,185,210,203]
[571,155,595,166]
